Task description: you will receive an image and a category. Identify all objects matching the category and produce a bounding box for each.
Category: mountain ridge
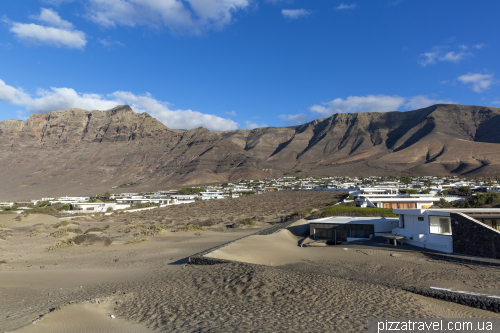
[1,104,500,200]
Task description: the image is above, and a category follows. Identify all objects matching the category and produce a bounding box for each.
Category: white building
[309,216,400,243]
[392,209,454,253]
[170,195,197,204]
[392,208,500,254]
[200,192,227,200]
[72,202,130,212]
[355,195,440,209]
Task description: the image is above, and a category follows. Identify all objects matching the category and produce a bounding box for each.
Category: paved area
[336,236,500,267]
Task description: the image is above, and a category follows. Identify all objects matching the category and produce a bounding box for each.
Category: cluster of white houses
[3,175,500,259]
[351,187,463,209]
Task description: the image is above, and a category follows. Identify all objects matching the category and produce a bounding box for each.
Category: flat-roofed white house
[356,195,440,209]
[170,195,197,204]
[392,208,500,257]
[72,202,130,212]
[200,192,227,200]
[309,216,400,244]
[350,187,399,197]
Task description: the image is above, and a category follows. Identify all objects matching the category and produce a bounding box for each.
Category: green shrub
[172,225,204,232]
[50,229,69,238]
[436,198,453,208]
[400,189,418,195]
[456,193,500,208]
[54,220,70,228]
[84,227,103,234]
[47,239,75,250]
[125,237,149,244]
[198,218,221,227]
[321,205,398,218]
[239,218,256,226]
[177,187,205,195]
[139,225,164,236]
[458,186,472,195]
[72,234,112,246]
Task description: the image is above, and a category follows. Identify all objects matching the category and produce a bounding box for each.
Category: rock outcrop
[1,104,500,200]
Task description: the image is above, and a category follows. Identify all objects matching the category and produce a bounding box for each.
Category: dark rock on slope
[1,104,500,200]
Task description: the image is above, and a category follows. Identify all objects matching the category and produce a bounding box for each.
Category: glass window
[418,216,424,221]
[400,215,405,228]
[429,216,452,235]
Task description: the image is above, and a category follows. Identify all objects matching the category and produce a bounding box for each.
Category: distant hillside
[1,104,500,200]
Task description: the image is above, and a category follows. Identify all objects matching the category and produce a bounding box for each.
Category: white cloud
[418,50,440,67]
[0,79,238,131]
[42,0,76,5]
[85,0,251,34]
[405,95,455,110]
[33,8,74,29]
[245,120,267,129]
[309,94,454,116]
[457,73,495,93]
[491,101,500,105]
[439,51,472,63]
[335,3,357,10]
[98,37,124,47]
[8,9,86,49]
[10,23,87,49]
[418,46,474,67]
[281,9,311,19]
[310,95,406,116]
[225,110,237,116]
[279,113,307,125]
[473,43,487,49]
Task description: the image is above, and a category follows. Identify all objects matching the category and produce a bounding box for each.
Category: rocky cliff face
[1,104,500,200]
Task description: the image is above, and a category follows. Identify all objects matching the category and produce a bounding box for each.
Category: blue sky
[0,0,498,131]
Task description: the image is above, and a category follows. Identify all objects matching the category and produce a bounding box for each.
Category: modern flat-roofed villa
[392,208,500,258]
[309,216,400,243]
[355,195,440,209]
[72,202,130,212]
[200,192,227,200]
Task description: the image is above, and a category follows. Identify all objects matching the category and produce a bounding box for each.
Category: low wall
[398,285,500,313]
[189,219,302,265]
[451,213,500,259]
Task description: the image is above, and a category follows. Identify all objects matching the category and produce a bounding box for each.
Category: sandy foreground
[1,214,500,332]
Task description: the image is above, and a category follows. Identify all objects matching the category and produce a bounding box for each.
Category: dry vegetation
[103,191,347,229]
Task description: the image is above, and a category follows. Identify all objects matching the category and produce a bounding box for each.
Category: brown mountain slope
[1,104,500,200]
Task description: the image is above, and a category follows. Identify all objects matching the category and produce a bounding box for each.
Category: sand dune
[0,214,61,228]
[3,213,500,332]
[13,302,154,333]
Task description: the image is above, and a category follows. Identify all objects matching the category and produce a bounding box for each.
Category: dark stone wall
[451,213,500,259]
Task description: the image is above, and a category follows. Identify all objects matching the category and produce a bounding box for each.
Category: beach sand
[13,302,154,333]
[2,214,500,332]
